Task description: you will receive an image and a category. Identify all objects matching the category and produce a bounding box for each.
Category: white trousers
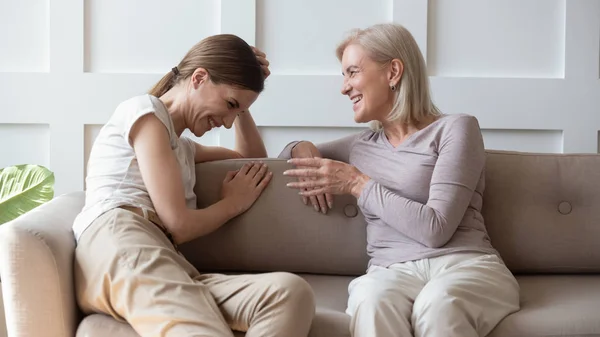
[346,252,520,337]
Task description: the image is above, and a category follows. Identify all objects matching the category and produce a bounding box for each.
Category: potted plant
[0,164,55,225]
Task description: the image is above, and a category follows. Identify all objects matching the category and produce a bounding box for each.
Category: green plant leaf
[0,165,55,225]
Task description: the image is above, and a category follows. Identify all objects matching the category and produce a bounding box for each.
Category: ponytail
[149,70,177,98]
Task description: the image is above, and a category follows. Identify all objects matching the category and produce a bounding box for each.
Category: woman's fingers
[251,46,266,58]
[325,193,334,209]
[261,65,271,79]
[251,46,270,78]
[256,56,270,67]
[316,194,328,214]
[283,168,321,178]
[223,170,238,183]
[308,194,320,212]
[252,163,269,185]
[247,162,262,178]
[287,157,325,167]
[300,177,319,211]
[255,171,273,192]
[239,162,253,175]
[286,179,326,189]
[299,188,328,197]
[286,160,331,214]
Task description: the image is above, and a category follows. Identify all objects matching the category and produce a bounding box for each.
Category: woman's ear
[388,59,404,87]
[191,68,209,89]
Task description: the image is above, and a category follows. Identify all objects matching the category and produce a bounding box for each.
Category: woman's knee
[347,280,407,317]
[411,282,480,337]
[264,272,316,310]
[413,281,460,317]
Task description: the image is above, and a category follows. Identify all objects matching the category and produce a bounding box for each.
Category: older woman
[280,23,520,337]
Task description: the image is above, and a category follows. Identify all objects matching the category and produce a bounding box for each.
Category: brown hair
[149,34,264,97]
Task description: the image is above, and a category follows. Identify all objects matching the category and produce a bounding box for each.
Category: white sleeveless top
[73,94,197,241]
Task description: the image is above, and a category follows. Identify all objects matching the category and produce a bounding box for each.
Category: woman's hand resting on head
[221,162,273,215]
[251,46,270,79]
[284,156,371,199]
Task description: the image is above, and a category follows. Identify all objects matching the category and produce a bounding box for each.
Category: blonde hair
[149,34,264,97]
[336,23,440,130]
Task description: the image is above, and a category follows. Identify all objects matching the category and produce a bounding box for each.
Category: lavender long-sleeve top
[279,114,499,267]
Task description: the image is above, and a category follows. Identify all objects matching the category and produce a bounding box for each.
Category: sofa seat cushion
[490,275,600,336]
[300,274,352,337]
[76,314,135,337]
[77,274,600,337]
[76,274,353,337]
[76,314,251,337]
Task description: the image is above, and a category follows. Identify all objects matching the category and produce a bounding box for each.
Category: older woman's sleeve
[358,116,485,248]
[277,133,361,163]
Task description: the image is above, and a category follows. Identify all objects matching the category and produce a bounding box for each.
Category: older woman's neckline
[382,115,445,149]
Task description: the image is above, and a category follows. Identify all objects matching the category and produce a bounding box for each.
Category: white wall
[0,0,599,196]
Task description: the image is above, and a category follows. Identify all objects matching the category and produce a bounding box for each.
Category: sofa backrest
[180,152,600,276]
[482,150,600,274]
[180,159,370,276]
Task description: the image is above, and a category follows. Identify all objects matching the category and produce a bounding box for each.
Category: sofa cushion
[77,315,249,337]
[300,274,352,337]
[489,275,600,336]
[76,274,600,337]
[483,151,600,273]
[181,159,370,276]
[76,314,136,337]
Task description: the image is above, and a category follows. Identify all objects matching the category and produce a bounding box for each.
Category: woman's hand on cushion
[220,162,273,215]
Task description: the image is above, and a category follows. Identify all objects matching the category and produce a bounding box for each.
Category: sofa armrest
[0,192,85,337]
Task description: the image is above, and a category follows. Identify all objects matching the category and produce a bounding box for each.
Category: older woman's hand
[284,158,370,199]
[290,142,332,214]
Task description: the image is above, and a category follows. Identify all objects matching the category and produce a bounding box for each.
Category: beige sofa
[1,150,600,337]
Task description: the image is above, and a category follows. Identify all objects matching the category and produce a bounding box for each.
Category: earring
[390,85,396,91]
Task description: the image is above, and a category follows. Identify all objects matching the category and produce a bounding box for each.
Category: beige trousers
[74,208,315,337]
[346,252,520,337]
